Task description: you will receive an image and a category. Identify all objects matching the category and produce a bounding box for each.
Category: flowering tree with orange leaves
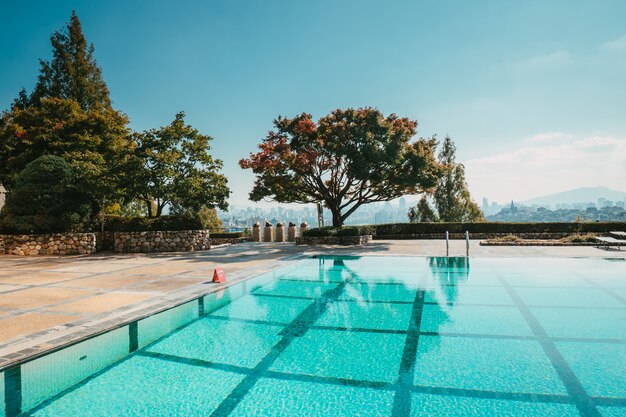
[240,108,441,227]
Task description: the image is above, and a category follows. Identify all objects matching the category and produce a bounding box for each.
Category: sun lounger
[609,231,626,239]
[596,236,626,250]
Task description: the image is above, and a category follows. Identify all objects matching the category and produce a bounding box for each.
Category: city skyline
[1,1,625,206]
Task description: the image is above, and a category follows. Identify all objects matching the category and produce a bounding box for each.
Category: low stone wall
[96,231,115,251]
[480,241,598,247]
[210,237,249,245]
[0,233,96,256]
[297,235,371,245]
[374,232,576,240]
[114,230,210,253]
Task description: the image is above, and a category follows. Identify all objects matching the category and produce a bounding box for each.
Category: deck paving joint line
[391,290,425,417]
[498,275,602,417]
[209,270,354,417]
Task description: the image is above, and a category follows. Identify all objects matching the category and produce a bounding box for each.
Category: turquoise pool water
[5,256,626,416]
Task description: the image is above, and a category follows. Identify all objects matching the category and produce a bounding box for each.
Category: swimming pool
[2,256,625,416]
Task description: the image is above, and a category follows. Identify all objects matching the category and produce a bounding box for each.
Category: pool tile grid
[157,281,622,415]
[16,260,626,417]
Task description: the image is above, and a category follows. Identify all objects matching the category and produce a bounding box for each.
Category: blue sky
[1,0,625,206]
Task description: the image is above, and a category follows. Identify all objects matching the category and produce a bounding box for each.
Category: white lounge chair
[609,231,626,239]
[596,236,626,250]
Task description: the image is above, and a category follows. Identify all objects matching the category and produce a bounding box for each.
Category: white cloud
[523,132,572,143]
[601,34,626,51]
[514,50,572,72]
[464,135,626,203]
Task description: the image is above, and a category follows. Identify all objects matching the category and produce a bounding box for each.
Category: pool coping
[0,253,308,372]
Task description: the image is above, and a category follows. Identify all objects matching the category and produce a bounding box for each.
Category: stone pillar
[252,222,261,242]
[287,222,297,242]
[300,222,309,236]
[275,222,285,242]
[263,221,274,242]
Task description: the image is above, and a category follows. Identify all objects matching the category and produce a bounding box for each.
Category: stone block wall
[210,237,249,245]
[297,235,371,245]
[0,233,96,256]
[114,230,210,253]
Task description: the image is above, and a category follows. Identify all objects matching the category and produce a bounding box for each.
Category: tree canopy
[127,112,230,217]
[0,12,131,214]
[240,108,441,227]
[0,155,92,233]
[408,136,484,223]
[17,11,111,111]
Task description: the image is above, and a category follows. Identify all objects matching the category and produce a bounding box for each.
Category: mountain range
[523,186,626,206]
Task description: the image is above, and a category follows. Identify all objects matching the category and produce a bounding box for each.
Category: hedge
[209,232,244,238]
[303,226,374,237]
[373,222,626,235]
[101,214,204,232]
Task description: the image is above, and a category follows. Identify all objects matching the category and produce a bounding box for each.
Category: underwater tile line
[498,275,601,417]
[209,276,352,417]
[391,290,426,417]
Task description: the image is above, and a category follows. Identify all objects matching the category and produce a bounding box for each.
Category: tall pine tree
[0,11,131,217]
[408,136,484,223]
[23,11,111,110]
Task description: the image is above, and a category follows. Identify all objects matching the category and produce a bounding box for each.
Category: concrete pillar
[263,221,274,242]
[287,222,297,242]
[300,222,309,236]
[275,222,285,242]
[252,222,261,242]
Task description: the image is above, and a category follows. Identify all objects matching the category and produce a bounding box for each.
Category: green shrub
[303,226,373,237]
[102,213,204,232]
[0,156,92,233]
[374,222,625,235]
[210,232,244,238]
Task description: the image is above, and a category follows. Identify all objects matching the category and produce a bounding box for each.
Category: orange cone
[213,267,226,283]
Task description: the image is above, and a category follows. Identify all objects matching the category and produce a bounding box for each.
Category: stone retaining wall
[374,232,576,240]
[114,230,210,253]
[0,233,96,256]
[210,237,249,245]
[297,235,371,245]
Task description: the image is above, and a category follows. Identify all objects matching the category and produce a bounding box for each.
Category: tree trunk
[330,204,343,227]
[146,199,153,217]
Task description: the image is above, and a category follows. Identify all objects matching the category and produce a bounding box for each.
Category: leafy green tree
[409,136,484,223]
[0,12,132,215]
[408,195,438,222]
[0,98,131,201]
[0,155,92,233]
[240,108,441,227]
[128,112,230,217]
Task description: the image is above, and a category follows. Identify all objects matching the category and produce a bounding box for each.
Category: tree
[0,12,132,214]
[0,98,131,202]
[409,136,484,223]
[24,11,111,111]
[0,156,92,233]
[408,195,438,222]
[240,108,441,227]
[128,112,230,217]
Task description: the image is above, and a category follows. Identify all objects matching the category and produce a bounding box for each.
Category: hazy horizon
[1,0,625,207]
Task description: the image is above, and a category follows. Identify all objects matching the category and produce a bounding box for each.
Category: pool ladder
[445,231,470,257]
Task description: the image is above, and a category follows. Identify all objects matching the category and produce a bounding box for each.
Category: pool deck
[0,240,624,368]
